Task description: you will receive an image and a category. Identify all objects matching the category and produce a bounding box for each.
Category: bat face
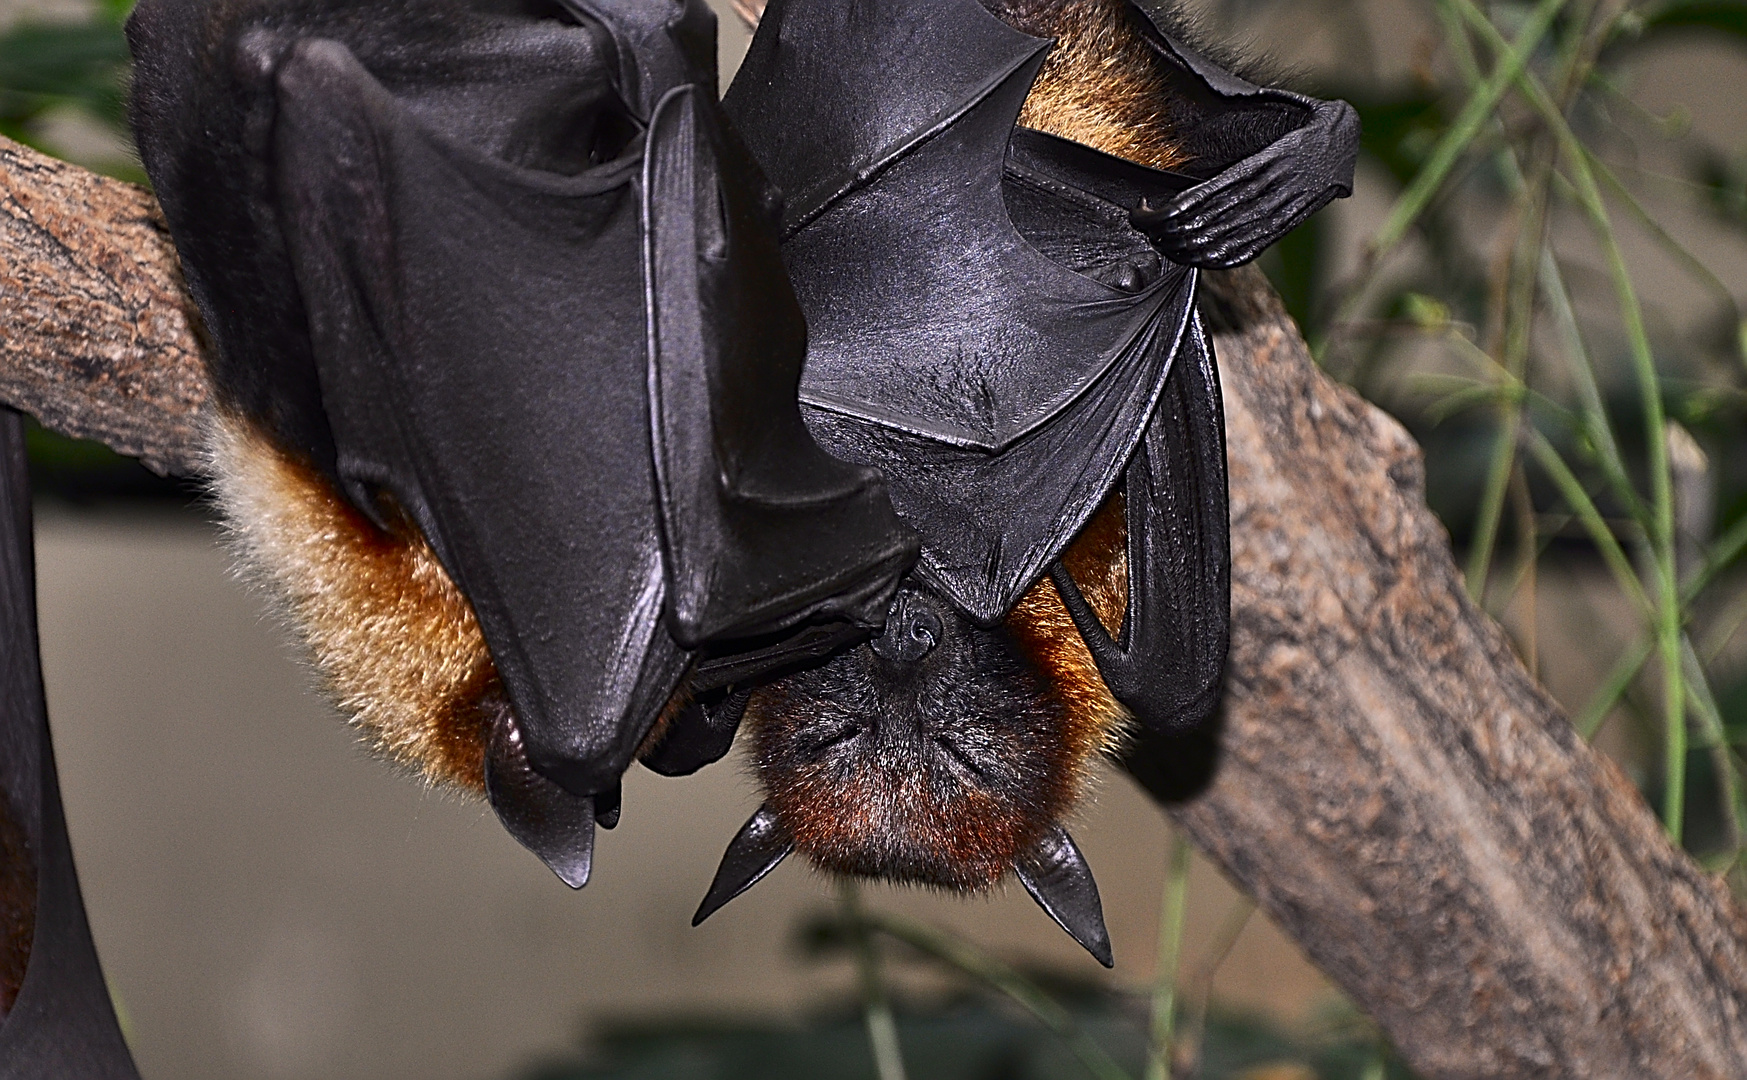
[743,498,1129,893]
[751,587,1080,891]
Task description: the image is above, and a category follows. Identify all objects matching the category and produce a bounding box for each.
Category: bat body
[118,0,1356,972]
[693,0,1356,963]
[128,0,920,887]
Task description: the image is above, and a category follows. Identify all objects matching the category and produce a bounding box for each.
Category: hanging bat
[126,0,920,890]
[688,0,1357,965]
[119,0,1356,976]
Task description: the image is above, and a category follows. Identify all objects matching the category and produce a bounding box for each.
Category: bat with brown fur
[120,0,1356,975]
[689,0,1357,965]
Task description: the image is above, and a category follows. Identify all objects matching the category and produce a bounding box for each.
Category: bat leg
[638,687,753,778]
[1050,319,1229,735]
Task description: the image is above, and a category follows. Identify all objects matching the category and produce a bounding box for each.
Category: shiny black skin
[126,0,917,885]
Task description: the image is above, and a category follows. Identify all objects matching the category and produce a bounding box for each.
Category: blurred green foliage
[516,1001,1412,1080]
[516,910,1416,1080]
[0,0,139,177]
[1246,0,1747,869]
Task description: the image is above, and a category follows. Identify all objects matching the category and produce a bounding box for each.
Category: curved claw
[1133,98,1359,270]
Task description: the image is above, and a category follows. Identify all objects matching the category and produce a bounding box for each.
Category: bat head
[748,493,1129,892]
[690,497,1131,964]
[751,585,1074,891]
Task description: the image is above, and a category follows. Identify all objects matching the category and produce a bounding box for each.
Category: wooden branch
[6,134,1746,1078]
[0,138,209,476]
[1127,271,1747,1079]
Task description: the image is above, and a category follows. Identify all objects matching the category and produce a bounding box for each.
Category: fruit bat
[127,0,920,889]
[119,0,1357,977]
[688,0,1357,965]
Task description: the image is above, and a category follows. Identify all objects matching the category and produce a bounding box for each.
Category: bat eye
[797,723,862,762]
[869,590,943,663]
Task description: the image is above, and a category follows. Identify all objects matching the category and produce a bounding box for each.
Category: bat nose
[870,589,945,663]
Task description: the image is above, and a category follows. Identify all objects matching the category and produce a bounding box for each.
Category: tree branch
[5,134,1745,1078]
[1132,272,1747,1078]
[0,137,208,476]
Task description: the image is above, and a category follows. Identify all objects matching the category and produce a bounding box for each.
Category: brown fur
[747,491,1128,891]
[0,795,33,1017]
[1006,493,1131,770]
[990,0,1191,170]
[208,414,498,792]
[207,0,1172,813]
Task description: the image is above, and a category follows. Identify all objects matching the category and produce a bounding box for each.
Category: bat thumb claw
[1014,825,1113,967]
[694,805,794,925]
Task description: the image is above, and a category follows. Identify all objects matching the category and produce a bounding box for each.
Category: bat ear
[485,716,598,889]
[693,805,793,925]
[1014,825,1114,967]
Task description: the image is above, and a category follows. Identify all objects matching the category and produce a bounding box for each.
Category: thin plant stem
[1579,635,1652,738]
[1182,895,1257,1077]
[1702,587,1747,663]
[1451,0,1686,837]
[1145,833,1194,1080]
[841,881,909,1080]
[863,911,1133,1080]
[1509,465,1540,674]
[1578,517,1747,734]
[1468,413,1523,599]
[1537,248,1648,529]
[1317,0,1568,358]
[1592,154,1744,354]
[1467,156,1554,600]
[1526,431,1654,617]
[1371,0,1565,253]
[1680,635,1745,855]
[1432,2,1646,539]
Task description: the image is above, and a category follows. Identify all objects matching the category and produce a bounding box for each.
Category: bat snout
[868,587,947,663]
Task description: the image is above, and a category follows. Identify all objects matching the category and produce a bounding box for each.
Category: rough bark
[0,138,209,476]
[5,134,1746,1078]
[1116,271,1747,1079]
